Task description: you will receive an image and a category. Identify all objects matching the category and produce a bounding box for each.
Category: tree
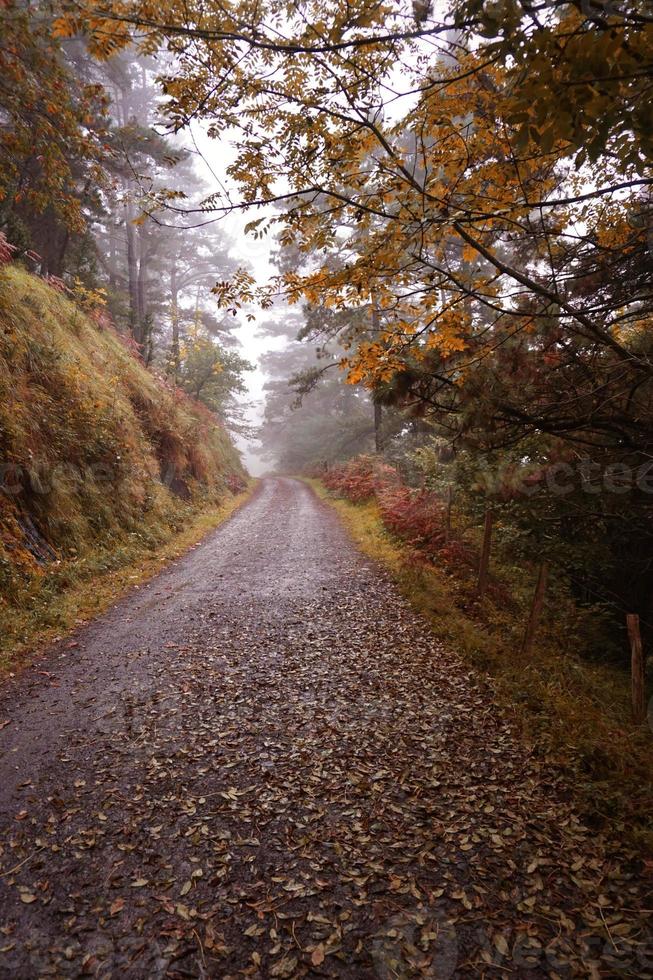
[0,1,110,274]
[454,0,653,170]
[177,321,253,433]
[55,1,651,444]
[82,51,241,365]
[95,57,188,350]
[157,218,240,381]
[259,307,380,472]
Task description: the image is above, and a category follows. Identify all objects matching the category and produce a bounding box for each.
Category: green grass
[307,479,653,856]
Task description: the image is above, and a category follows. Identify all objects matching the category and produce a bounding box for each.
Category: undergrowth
[307,465,653,856]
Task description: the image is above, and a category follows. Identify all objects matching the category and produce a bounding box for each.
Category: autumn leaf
[311,944,326,966]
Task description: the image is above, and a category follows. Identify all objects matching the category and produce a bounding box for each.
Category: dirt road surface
[0,478,650,978]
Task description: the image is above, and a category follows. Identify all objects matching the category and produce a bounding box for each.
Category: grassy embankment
[0,265,253,668]
[307,477,653,855]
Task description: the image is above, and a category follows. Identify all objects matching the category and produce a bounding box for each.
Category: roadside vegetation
[0,265,249,665]
[308,459,652,854]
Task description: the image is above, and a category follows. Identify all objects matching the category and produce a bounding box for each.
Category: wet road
[0,478,650,977]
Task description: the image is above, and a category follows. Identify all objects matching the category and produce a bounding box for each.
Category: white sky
[190,124,287,475]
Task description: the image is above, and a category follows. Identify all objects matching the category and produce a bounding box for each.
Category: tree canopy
[53,1,652,450]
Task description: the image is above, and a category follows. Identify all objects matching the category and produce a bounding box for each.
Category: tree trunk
[477,508,494,599]
[374,401,383,453]
[137,226,147,337]
[125,202,140,344]
[142,315,154,366]
[627,613,646,724]
[521,562,549,656]
[170,259,180,381]
[108,218,118,289]
[56,227,70,276]
[445,485,453,543]
[371,297,384,453]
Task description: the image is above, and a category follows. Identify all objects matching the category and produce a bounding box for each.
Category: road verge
[0,481,257,674]
[306,476,653,857]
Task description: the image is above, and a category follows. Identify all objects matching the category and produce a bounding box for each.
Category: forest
[4,0,649,672]
[0,0,652,977]
[1,12,253,430]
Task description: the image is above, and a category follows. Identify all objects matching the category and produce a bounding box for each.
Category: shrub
[323,457,480,577]
[323,455,399,502]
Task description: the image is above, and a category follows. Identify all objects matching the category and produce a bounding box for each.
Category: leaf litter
[0,478,650,977]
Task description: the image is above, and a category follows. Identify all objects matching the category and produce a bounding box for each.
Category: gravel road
[0,477,650,978]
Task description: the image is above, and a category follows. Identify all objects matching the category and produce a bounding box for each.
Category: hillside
[0,265,247,656]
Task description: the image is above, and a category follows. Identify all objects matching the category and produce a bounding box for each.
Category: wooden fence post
[626,613,646,724]
[477,508,493,599]
[445,486,453,544]
[521,561,549,656]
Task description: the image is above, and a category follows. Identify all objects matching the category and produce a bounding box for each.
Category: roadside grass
[307,478,653,856]
[0,482,255,673]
